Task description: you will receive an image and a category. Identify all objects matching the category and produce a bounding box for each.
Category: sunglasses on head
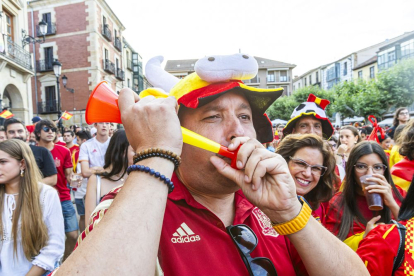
[227,224,278,276]
[42,126,57,133]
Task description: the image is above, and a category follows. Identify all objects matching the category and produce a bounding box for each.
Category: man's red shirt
[50,145,73,202]
[74,173,305,275]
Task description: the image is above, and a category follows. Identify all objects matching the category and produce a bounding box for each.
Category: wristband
[133,148,181,170]
[127,164,174,193]
[271,196,312,235]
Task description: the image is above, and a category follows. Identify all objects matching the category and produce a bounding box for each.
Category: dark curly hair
[276,134,337,210]
[398,119,414,160]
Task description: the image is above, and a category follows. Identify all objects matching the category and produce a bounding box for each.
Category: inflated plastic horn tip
[85,81,122,124]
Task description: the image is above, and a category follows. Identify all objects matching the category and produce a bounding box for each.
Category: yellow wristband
[272,197,312,235]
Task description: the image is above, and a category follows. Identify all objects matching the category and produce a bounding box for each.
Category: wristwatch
[272,196,312,235]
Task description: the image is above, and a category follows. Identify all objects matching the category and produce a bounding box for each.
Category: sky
[106,0,414,77]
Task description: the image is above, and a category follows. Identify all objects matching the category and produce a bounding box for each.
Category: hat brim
[178,81,284,143]
[283,112,334,139]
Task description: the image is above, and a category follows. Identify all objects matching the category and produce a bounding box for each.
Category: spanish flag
[61,111,73,121]
[0,110,14,119]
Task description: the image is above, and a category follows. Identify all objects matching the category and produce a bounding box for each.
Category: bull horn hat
[140,54,284,143]
[283,94,334,138]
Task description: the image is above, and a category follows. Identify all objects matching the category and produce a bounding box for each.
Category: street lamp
[62,75,75,93]
[52,59,62,131]
[22,20,47,47]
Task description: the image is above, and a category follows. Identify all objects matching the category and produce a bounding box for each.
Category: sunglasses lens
[251,258,278,276]
[228,225,257,254]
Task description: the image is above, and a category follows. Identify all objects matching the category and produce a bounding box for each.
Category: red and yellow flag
[0,110,14,119]
[61,111,73,121]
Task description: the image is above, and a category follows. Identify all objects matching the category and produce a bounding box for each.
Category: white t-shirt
[0,184,65,275]
[76,137,110,198]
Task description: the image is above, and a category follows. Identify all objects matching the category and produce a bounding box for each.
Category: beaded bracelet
[127,164,174,193]
[133,148,181,170]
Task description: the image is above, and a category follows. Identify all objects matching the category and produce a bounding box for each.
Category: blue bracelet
[126,164,174,193]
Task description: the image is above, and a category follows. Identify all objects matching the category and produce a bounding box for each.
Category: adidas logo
[171,222,201,243]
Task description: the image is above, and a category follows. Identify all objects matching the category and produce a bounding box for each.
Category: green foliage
[376,58,414,108]
[267,95,298,120]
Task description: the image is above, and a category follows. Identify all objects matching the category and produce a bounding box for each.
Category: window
[45,86,56,104]
[378,47,396,70]
[267,71,275,82]
[5,10,14,42]
[343,62,347,76]
[42,13,52,34]
[280,71,288,82]
[115,58,119,69]
[104,48,108,60]
[127,78,130,88]
[304,78,307,86]
[298,83,301,89]
[44,47,53,69]
[316,72,319,83]
[103,16,107,26]
[358,71,363,79]
[401,39,414,60]
[309,75,312,85]
[369,66,375,79]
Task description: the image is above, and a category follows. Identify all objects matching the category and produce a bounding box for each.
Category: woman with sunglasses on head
[324,141,405,251]
[277,134,337,223]
[84,130,135,225]
[336,126,362,170]
[0,139,64,276]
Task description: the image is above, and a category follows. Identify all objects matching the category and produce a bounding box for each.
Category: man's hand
[118,88,183,156]
[210,137,301,223]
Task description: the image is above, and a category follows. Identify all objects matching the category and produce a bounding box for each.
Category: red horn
[85,81,122,124]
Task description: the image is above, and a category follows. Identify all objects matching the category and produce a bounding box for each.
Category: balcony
[115,68,125,81]
[36,60,53,72]
[127,59,133,71]
[37,100,59,114]
[103,59,115,74]
[279,76,289,82]
[102,24,112,41]
[114,37,122,51]
[37,23,56,36]
[378,60,396,71]
[0,40,33,71]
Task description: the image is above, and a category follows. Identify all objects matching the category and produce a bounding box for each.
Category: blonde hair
[0,139,48,260]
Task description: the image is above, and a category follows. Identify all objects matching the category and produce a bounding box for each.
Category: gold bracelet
[272,197,312,235]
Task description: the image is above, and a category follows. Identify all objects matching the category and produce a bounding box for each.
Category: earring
[20,170,24,177]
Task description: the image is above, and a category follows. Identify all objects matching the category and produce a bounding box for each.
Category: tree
[267,95,298,120]
[376,58,414,108]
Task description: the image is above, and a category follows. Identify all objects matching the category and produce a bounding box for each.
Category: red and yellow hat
[283,94,334,138]
[141,54,284,143]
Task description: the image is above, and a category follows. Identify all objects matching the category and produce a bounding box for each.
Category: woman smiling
[276,134,337,223]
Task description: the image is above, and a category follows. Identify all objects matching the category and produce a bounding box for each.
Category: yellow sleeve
[343,232,365,251]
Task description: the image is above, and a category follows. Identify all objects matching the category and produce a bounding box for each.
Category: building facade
[377,32,414,71]
[165,56,296,96]
[123,38,144,93]
[292,66,324,92]
[28,0,141,127]
[352,56,377,81]
[0,0,34,124]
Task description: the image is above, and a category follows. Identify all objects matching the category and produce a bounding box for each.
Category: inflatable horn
[86,81,239,168]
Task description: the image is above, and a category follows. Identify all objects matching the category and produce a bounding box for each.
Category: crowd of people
[1,53,413,275]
